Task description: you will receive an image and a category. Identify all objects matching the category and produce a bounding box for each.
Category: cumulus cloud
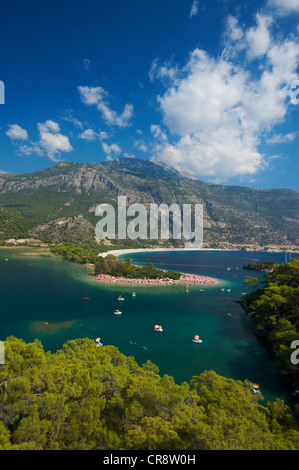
[6,124,28,140]
[78,85,134,127]
[9,121,73,162]
[37,121,73,161]
[149,13,299,180]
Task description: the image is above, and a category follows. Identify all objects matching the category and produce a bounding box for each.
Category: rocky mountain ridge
[0,158,298,250]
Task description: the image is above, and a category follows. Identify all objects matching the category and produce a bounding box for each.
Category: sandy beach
[98,247,225,258]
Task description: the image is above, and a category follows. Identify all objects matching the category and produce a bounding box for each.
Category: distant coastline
[98,246,299,259]
[99,247,232,259]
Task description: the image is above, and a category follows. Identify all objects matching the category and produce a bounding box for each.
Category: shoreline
[99,247,229,258]
[99,246,299,259]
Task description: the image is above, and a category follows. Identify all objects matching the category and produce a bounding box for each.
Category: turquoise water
[0,249,297,405]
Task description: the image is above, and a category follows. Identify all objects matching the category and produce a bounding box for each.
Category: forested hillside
[0,336,299,450]
[0,159,298,250]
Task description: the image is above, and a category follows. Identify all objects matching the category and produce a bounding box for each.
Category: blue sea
[0,248,297,405]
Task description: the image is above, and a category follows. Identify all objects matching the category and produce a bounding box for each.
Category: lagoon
[0,248,297,405]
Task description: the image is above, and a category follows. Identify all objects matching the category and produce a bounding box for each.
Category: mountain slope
[0,158,298,250]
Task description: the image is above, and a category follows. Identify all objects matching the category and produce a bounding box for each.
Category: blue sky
[0,0,298,190]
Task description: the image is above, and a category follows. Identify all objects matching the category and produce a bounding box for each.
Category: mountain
[0,158,298,251]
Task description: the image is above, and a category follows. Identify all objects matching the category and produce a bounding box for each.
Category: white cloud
[61,113,83,129]
[38,120,60,134]
[102,142,121,159]
[151,124,168,141]
[268,0,299,15]
[78,85,133,127]
[150,14,299,180]
[266,132,298,144]
[149,58,178,84]
[6,124,28,140]
[245,14,273,60]
[37,121,73,161]
[79,128,97,141]
[226,15,244,41]
[99,131,110,140]
[78,128,111,141]
[134,138,148,152]
[190,1,199,18]
[7,121,73,161]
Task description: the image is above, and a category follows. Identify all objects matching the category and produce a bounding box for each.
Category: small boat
[118,296,125,301]
[82,297,90,301]
[154,325,163,332]
[227,313,232,317]
[114,310,122,315]
[132,293,136,297]
[95,338,102,347]
[252,384,261,394]
[227,289,231,292]
[192,335,202,343]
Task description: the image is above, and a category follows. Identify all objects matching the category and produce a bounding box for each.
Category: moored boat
[192,335,202,343]
[154,324,163,332]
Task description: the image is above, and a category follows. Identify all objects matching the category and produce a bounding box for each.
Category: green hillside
[0,158,298,250]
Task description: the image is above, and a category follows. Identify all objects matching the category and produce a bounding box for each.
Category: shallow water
[0,249,297,405]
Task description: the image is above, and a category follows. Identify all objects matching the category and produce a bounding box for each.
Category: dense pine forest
[0,336,299,450]
[242,258,299,396]
[50,244,181,280]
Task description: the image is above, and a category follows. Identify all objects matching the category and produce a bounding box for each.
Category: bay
[0,248,297,406]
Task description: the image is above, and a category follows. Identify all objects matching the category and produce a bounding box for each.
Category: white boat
[118,297,125,301]
[252,384,261,394]
[114,310,122,315]
[95,338,103,347]
[154,325,163,332]
[192,335,202,343]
